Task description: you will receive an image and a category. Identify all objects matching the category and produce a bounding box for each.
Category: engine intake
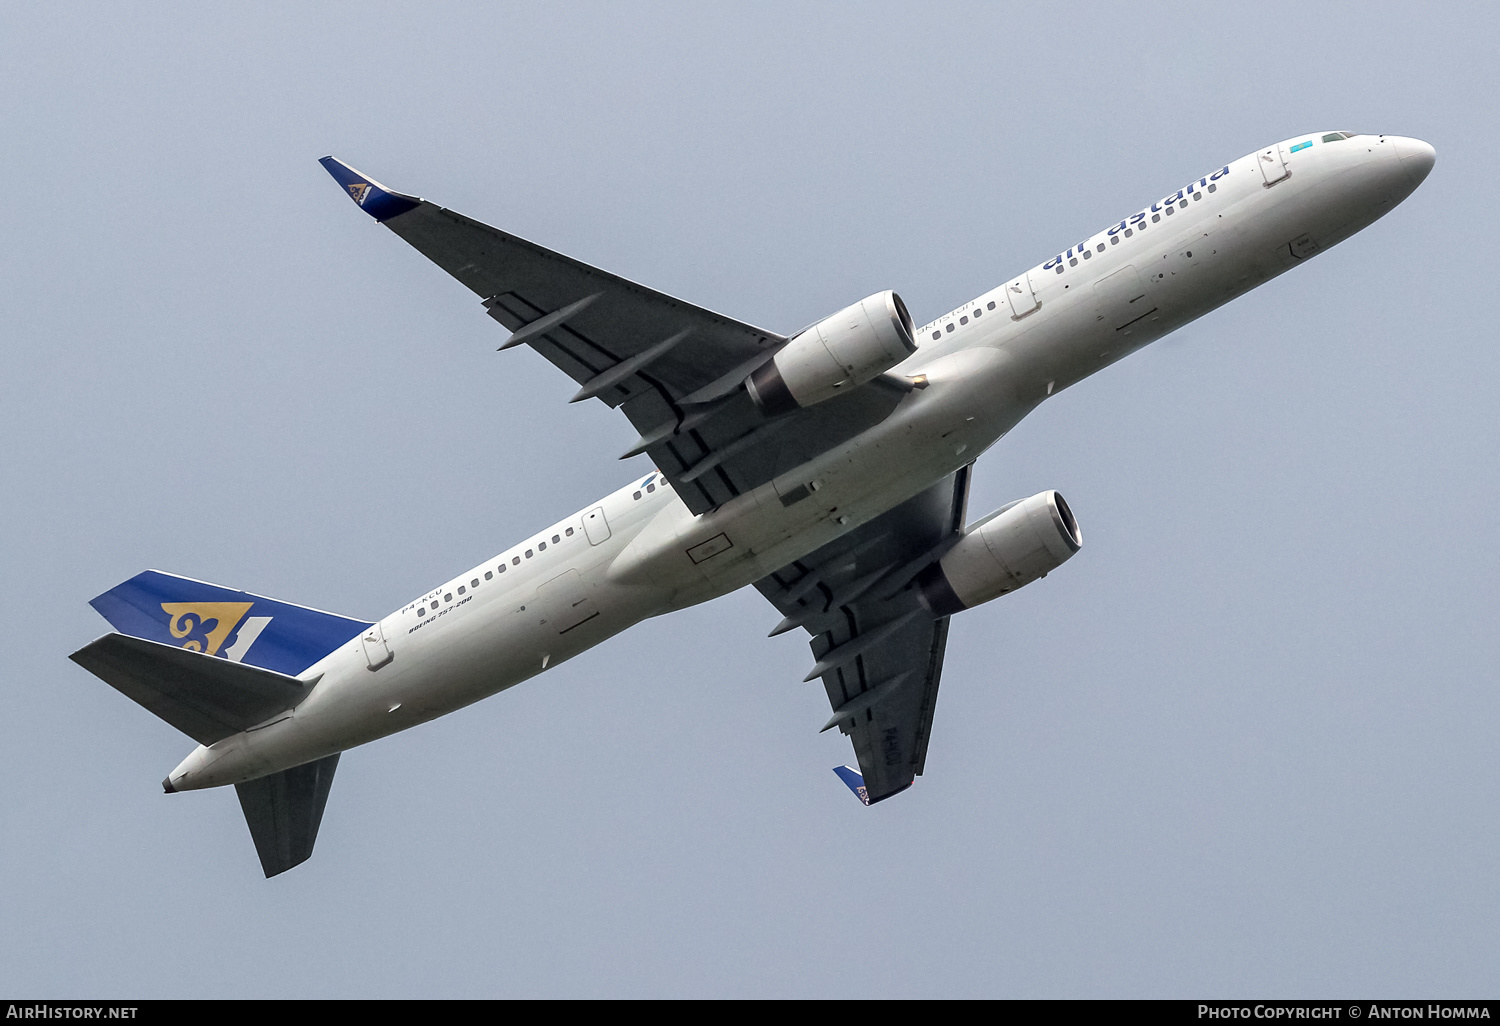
[746,290,916,415]
[916,491,1081,616]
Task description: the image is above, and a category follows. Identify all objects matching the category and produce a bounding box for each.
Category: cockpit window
[1322,132,1353,142]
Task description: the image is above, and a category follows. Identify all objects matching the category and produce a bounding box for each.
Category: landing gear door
[1092,264,1157,335]
[1005,271,1040,319]
[583,506,611,545]
[537,569,599,634]
[1257,144,1289,185]
[361,621,393,671]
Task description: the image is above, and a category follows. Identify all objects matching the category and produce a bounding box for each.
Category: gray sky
[3,1,1496,998]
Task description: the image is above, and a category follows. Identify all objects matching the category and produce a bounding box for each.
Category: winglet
[832,765,871,806]
[318,156,421,221]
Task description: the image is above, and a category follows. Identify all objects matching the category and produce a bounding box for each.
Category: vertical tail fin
[89,570,371,677]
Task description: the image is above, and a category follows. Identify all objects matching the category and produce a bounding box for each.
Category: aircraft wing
[321,157,904,514]
[754,466,972,803]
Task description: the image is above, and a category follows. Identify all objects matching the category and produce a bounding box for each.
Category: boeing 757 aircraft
[71,132,1434,876]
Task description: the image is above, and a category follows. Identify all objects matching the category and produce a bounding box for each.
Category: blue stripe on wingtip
[318,155,421,221]
[832,765,871,806]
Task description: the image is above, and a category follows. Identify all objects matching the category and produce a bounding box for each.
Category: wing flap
[816,605,947,801]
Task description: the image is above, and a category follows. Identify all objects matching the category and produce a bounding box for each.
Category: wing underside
[320,158,904,514]
[755,466,971,802]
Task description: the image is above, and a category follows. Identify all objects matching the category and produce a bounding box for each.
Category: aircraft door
[583,506,611,545]
[1257,144,1289,185]
[1004,271,1041,319]
[361,621,393,671]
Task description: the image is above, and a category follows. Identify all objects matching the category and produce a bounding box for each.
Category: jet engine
[916,490,1081,615]
[746,290,916,415]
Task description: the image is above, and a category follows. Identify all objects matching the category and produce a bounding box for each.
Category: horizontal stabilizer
[69,633,314,746]
[236,753,340,878]
[318,156,421,221]
[833,765,871,806]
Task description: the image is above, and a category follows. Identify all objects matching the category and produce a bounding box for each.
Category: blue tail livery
[89,570,372,677]
[833,765,871,806]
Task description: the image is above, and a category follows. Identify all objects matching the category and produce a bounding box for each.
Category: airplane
[70,131,1435,876]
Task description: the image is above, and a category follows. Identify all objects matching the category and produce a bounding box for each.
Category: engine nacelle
[746,290,916,415]
[916,491,1081,615]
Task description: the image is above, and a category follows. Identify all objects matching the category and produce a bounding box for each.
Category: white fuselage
[168,132,1433,791]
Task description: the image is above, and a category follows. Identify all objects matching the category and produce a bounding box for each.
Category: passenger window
[945,323,954,333]
[471,578,479,587]
[445,593,453,602]
[1055,265,1064,274]
[633,490,642,499]
[1164,206,1174,216]
[986,301,996,310]
[553,534,561,542]
[1110,235,1119,244]
[1152,213,1161,222]
[565,527,574,537]
[1178,200,1188,209]
[1069,257,1078,266]
[1207,183,1217,193]
[1082,250,1091,260]
[959,315,968,324]
[512,556,521,565]
[972,307,981,318]
[418,607,425,616]
[1096,243,1105,253]
[457,586,466,595]
[525,549,533,558]
[538,541,546,551]
[498,564,506,573]
[646,484,655,493]
[1124,228,1133,237]
[931,331,941,340]
[485,571,493,580]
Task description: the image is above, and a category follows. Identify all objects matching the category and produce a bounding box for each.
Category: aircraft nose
[1392,136,1436,187]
